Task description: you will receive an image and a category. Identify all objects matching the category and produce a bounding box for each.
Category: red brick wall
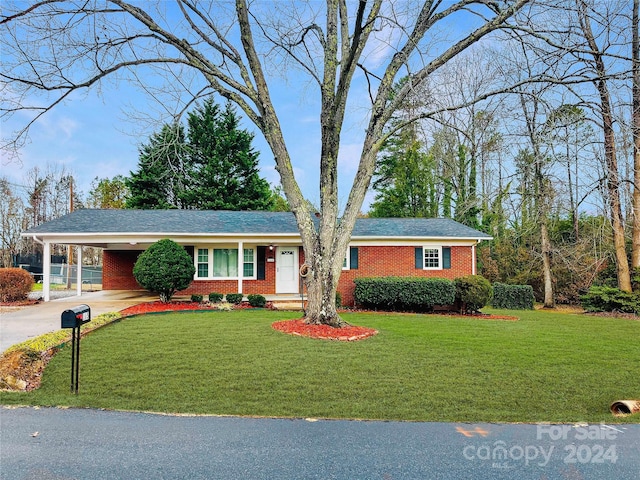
[102,247,301,296]
[102,250,142,290]
[102,245,474,305]
[338,246,474,306]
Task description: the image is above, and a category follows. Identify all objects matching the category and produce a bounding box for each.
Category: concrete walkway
[0,290,156,353]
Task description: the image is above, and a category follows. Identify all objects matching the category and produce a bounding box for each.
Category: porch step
[267,295,306,311]
[270,301,305,311]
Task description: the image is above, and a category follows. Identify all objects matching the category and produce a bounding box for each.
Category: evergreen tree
[369,134,437,218]
[181,99,273,210]
[126,123,186,209]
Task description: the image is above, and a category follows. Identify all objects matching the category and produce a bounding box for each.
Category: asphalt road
[1,407,638,479]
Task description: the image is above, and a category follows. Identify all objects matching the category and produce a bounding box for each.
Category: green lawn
[1,309,639,423]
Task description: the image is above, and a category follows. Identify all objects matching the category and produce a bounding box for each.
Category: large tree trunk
[632,0,640,270]
[578,0,632,292]
[540,220,555,308]
[303,250,346,327]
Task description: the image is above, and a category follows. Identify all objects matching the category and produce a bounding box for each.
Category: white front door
[276,247,299,293]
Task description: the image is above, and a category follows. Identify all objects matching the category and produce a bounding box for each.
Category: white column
[43,241,51,302]
[237,241,243,294]
[76,246,83,297]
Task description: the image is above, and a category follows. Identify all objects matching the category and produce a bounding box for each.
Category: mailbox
[61,305,91,328]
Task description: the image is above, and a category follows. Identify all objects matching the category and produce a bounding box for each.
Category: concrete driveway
[0,290,156,353]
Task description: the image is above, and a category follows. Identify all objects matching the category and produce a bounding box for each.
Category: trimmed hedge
[454,275,492,313]
[354,277,455,312]
[580,286,640,314]
[492,283,535,310]
[247,294,267,308]
[190,294,203,303]
[208,292,224,303]
[226,293,244,305]
[0,268,34,303]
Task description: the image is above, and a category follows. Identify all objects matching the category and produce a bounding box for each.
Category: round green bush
[133,239,195,303]
[225,293,244,304]
[454,275,493,313]
[208,292,224,303]
[247,294,266,308]
[191,294,203,303]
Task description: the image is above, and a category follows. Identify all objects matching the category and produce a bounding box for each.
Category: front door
[276,247,299,294]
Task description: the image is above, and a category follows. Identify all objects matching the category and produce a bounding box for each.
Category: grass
[31,283,73,292]
[1,308,639,423]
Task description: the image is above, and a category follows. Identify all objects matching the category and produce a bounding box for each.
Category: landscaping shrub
[208,292,224,303]
[335,291,342,309]
[133,239,196,303]
[0,268,34,303]
[454,275,493,313]
[191,294,203,303]
[225,293,243,304]
[492,283,535,310]
[354,277,455,312]
[247,294,266,308]
[580,286,640,314]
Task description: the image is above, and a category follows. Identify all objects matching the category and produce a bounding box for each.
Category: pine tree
[181,99,273,210]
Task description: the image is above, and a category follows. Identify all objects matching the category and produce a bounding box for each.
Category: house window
[197,249,209,278]
[195,246,256,279]
[342,246,359,270]
[423,247,441,269]
[243,248,254,277]
[213,248,238,277]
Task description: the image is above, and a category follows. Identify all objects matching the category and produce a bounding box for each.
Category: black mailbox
[61,305,91,328]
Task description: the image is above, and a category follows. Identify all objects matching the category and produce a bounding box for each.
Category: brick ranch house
[23,209,492,306]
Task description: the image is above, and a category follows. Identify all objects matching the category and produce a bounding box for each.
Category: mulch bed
[119,300,274,317]
[272,319,378,341]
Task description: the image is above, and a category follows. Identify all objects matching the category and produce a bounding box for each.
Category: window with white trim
[243,248,254,277]
[423,247,442,269]
[195,247,256,279]
[213,248,238,277]
[197,249,209,277]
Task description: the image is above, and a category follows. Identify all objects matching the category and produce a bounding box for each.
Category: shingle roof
[24,209,492,239]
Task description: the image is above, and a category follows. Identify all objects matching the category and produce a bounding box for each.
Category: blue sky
[0,1,495,213]
[1,74,374,211]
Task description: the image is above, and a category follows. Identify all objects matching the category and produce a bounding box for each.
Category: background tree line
[367,0,639,305]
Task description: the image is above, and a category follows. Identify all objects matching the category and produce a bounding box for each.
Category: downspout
[472,242,477,276]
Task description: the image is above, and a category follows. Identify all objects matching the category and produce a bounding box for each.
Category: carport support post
[237,241,243,295]
[43,241,51,302]
[76,246,82,297]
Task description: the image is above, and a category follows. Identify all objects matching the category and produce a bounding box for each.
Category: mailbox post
[61,305,91,394]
